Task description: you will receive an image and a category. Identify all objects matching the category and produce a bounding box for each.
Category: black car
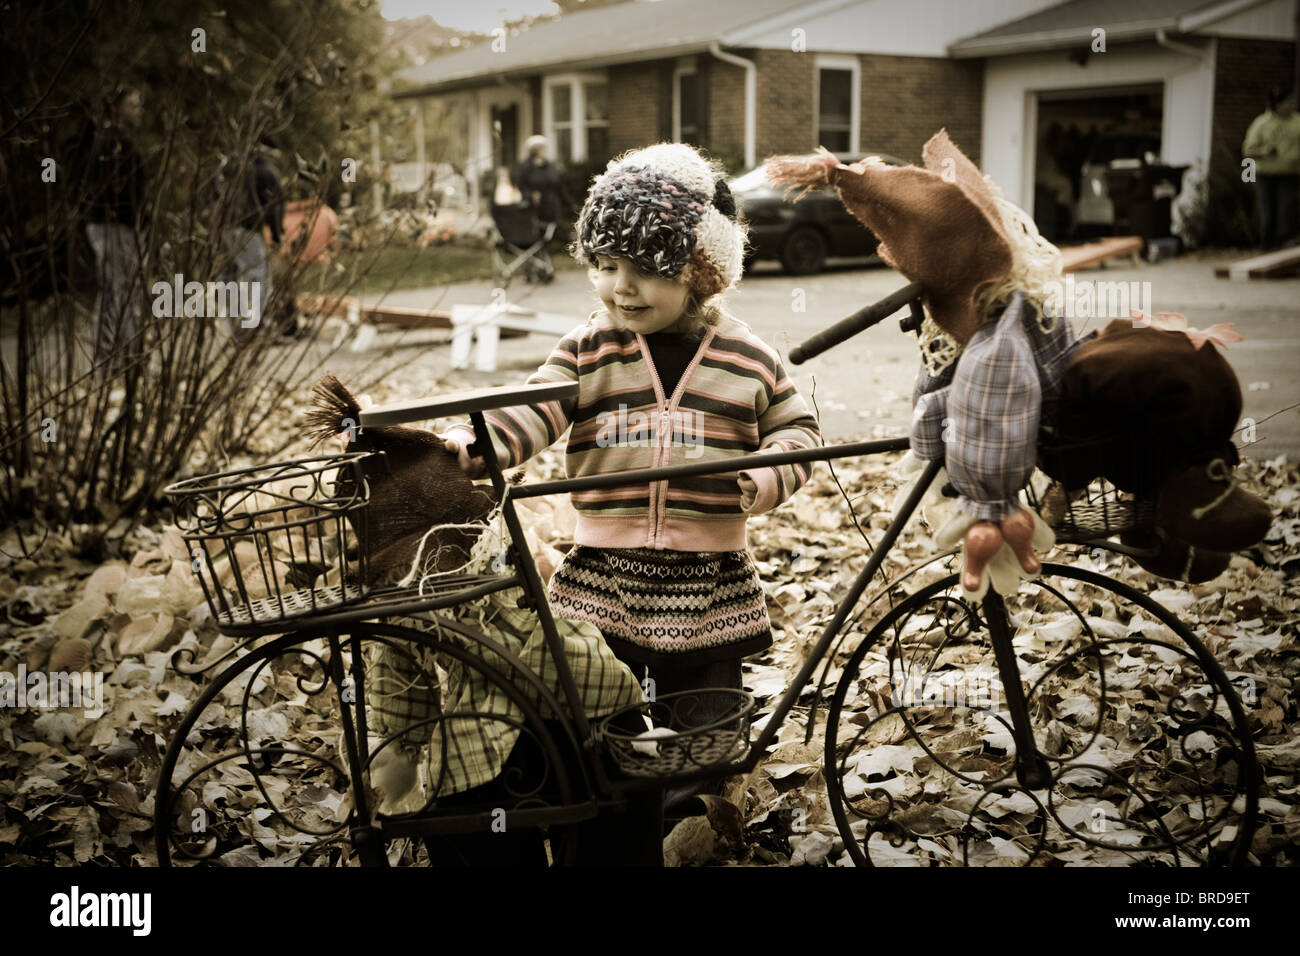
[731,152,905,275]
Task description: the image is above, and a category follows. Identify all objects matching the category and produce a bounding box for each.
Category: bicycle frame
[361,391,1248,808]
[352,387,931,799]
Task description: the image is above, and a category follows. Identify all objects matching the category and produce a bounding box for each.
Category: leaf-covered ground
[1,378,1296,867]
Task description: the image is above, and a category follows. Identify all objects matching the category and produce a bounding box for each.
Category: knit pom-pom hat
[574,142,747,298]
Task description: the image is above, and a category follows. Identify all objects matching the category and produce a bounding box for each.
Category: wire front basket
[599,689,755,779]
[1025,423,1164,543]
[165,454,373,632]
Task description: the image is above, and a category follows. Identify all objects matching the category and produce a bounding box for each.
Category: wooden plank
[1060,236,1143,273]
[1214,246,1300,280]
[449,303,576,336]
[296,293,526,337]
[363,303,453,329]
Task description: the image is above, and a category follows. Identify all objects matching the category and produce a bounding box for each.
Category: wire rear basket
[1026,423,1165,542]
[599,689,755,780]
[165,454,372,632]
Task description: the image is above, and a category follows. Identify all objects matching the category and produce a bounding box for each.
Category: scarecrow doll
[766,131,1271,596]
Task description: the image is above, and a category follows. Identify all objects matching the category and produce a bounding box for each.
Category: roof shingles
[396,0,808,94]
[949,0,1229,55]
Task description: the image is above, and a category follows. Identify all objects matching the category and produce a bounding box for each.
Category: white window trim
[542,71,608,163]
[813,54,860,154]
[672,57,700,142]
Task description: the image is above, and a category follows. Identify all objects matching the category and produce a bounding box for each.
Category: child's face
[592,256,690,334]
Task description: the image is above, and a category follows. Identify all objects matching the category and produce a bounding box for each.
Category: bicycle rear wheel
[824,564,1258,867]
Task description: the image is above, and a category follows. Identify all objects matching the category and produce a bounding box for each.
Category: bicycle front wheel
[824,564,1258,867]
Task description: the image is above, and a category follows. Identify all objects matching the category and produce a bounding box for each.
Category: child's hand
[438,426,487,479]
[738,469,779,515]
[739,474,757,510]
[333,394,373,450]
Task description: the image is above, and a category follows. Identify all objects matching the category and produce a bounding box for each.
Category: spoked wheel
[824,564,1258,867]
[154,620,585,866]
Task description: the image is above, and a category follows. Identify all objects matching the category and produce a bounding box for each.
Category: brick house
[394,0,1296,244]
[393,0,1064,218]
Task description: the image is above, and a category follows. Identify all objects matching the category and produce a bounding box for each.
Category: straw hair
[975,185,1065,330]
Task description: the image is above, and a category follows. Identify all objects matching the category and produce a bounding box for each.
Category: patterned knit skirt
[547,546,773,666]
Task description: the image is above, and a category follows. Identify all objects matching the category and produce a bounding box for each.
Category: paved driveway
[354,255,1300,461]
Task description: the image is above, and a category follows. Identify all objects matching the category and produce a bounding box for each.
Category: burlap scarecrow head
[766,130,1013,345]
[305,374,497,585]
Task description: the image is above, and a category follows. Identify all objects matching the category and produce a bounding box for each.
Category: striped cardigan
[481,311,822,551]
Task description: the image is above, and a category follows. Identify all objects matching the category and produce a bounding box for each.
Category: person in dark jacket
[513,135,568,225]
[77,87,148,376]
[219,138,284,339]
[511,135,567,283]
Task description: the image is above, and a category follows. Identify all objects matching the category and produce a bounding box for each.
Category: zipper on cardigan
[639,333,667,549]
[655,408,672,546]
[638,329,716,549]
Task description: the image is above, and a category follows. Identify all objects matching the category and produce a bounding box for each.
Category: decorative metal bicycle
[155,286,1259,867]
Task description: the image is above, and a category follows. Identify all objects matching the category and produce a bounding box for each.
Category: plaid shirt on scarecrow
[366,587,643,798]
[910,293,1082,521]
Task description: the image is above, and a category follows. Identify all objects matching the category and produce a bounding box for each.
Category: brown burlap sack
[765,131,1013,345]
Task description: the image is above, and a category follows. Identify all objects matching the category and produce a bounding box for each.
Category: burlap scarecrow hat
[766,130,1013,344]
[305,374,497,584]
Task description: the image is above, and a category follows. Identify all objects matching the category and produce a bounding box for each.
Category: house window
[673,62,701,144]
[550,83,573,163]
[543,73,609,164]
[815,56,859,154]
[584,80,609,162]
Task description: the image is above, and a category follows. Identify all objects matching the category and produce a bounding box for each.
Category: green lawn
[298,241,581,295]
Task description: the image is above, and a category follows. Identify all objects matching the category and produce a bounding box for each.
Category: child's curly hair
[678,290,724,339]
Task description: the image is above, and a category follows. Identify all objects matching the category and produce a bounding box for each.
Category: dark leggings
[424,652,744,867]
[1258,173,1298,250]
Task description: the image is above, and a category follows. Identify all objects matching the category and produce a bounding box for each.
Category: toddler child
[443,142,822,863]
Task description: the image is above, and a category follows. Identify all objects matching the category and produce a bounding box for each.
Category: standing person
[440,143,823,864]
[1243,87,1300,250]
[513,134,567,226]
[219,137,284,339]
[77,87,148,376]
[512,134,567,282]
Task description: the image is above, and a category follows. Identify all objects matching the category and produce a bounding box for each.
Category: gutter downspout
[708,41,756,170]
[1154,28,1209,62]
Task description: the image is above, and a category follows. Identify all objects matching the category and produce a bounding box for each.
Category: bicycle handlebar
[789,280,924,364]
[508,436,910,500]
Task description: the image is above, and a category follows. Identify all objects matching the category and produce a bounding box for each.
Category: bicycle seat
[359,381,579,427]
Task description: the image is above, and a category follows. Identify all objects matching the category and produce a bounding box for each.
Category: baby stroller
[490,201,556,287]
